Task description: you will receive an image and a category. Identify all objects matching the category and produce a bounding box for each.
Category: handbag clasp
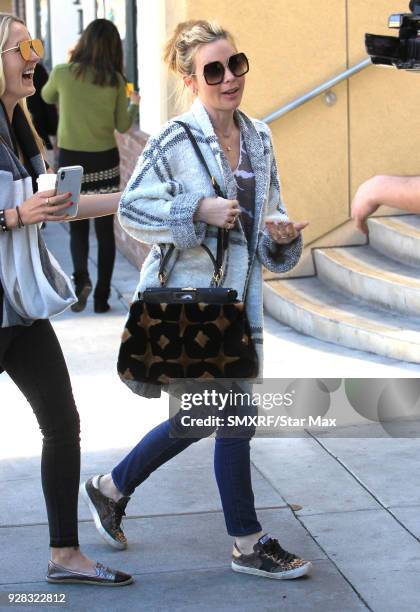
[212,267,224,286]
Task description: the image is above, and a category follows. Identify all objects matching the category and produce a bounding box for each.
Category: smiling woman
[80,18,312,585]
[0,20,45,153]
[0,13,132,587]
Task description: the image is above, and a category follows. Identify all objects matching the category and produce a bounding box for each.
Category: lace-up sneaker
[80,476,130,550]
[231,534,312,579]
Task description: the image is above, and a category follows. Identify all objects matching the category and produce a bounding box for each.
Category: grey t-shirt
[233,135,256,247]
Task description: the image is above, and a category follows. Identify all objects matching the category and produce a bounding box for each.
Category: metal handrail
[262,58,372,124]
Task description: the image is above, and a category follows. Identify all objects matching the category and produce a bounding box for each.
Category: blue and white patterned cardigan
[118,97,302,398]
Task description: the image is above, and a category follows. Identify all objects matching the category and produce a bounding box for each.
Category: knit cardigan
[118,97,302,398]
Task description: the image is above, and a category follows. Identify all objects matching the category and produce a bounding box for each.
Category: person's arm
[73,192,120,220]
[114,77,139,133]
[3,190,71,228]
[352,175,420,234]
[40,66,59,105]
[118,130,210,249]
[3,191,119,227]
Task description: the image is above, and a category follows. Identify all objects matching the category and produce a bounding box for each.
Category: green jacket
[41,63,138,152]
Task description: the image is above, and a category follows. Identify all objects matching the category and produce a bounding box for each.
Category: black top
[0,282,3,328]
[233,135,256,247]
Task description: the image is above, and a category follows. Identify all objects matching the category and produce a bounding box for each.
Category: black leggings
[70,216,116,300]
[0,320,80,547]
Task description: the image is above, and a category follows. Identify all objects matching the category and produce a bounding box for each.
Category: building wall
[0,0,13,12]
[348,1,420,196]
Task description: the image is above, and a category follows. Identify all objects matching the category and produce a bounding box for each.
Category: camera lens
[61,172,65,179]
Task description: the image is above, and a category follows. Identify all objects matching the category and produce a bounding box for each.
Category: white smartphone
[55,165,83,217]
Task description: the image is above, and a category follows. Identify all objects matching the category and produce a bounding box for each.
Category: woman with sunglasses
[41,19,140,314]
[0,13,133,586]
[81,19,311,581]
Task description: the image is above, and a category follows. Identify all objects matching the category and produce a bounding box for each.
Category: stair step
[368,215,420,267]
[314,245,420,317]
[264,276,420,364]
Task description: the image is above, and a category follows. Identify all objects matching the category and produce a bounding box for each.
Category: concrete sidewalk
[1,221,420,611]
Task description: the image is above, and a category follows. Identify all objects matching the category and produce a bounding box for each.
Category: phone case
[55,165,83,217]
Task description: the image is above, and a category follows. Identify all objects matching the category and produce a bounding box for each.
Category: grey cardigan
[118,97,302,398]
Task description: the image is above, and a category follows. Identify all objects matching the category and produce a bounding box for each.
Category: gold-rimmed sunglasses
[1,39,44,61]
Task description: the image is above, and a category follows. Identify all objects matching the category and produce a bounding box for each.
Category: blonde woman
[82,20,311,581]
[0,13,131,586]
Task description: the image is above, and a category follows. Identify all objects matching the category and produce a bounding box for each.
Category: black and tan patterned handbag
[117,121,258,386]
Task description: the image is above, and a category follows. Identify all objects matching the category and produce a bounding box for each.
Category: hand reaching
[351,182,380,235]
[265,219,309,244]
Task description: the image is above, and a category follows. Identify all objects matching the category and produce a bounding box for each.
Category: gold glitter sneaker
[80,476,130,550]
[231,534,312,579]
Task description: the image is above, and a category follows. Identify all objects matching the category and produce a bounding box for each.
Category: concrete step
[368,215,420,268]
[264,276,420,364]
[314,245,420,317]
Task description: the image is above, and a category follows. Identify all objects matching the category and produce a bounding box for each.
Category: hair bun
[163,20,234,76]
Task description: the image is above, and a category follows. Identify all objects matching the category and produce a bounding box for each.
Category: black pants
[69,215,115,300]
[0,320,80,547]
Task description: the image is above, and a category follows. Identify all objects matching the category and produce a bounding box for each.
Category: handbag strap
[158,120,229,287]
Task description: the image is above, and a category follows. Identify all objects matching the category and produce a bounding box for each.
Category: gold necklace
[216,130,234,152]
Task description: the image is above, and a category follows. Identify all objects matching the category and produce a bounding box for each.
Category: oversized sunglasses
[199,52,249,85]
[1,39,44,61]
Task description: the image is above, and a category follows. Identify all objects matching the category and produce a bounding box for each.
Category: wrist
[194,198,206,222]
[366,175,388,203]
[3,209,19,229]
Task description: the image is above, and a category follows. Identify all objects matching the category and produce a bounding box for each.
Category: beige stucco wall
[348,1,420,193]
[0,1,13,12]
[165,0,420,246]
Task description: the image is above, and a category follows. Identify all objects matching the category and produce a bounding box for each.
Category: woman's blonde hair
[163,20,236,109]
[0,13,45,154]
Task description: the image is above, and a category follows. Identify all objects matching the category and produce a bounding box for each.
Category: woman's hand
[15,190,72,226]
[129,91,141,105]
[265,219,309,244]
[351,179,381,235]
[195,197,241,229]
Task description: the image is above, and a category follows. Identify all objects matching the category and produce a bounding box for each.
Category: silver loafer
[46,561,133,586]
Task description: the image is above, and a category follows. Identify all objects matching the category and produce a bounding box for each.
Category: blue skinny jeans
[112,400,262,537]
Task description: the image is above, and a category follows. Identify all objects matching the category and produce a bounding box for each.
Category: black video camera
[366,1,420,70]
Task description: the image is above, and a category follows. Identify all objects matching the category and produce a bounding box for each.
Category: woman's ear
[183,74,197,96]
